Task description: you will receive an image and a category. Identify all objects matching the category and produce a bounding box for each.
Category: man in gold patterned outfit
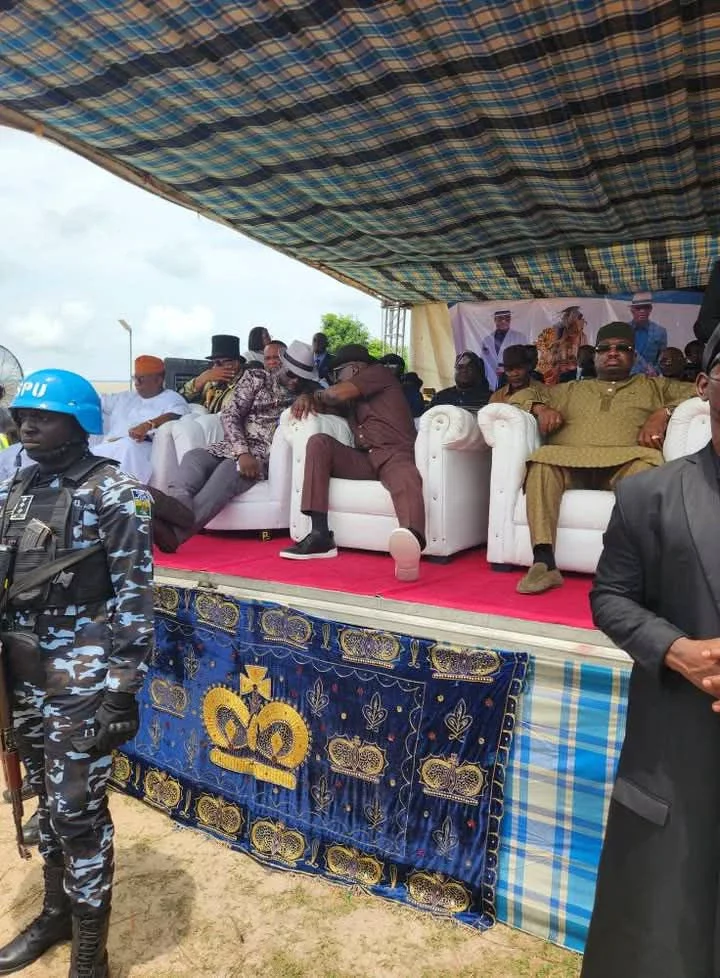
[181,334,246,413]
[511,322,693,594]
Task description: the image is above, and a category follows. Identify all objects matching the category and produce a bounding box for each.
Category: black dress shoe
[148,488,194,528]
[279,531,338,560]
[22,810,40,847]
[152,517,181,554]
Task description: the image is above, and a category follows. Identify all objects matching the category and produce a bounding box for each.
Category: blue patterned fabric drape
[113,585,527,928]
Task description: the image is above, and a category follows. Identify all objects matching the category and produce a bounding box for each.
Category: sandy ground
[0,791,581,978]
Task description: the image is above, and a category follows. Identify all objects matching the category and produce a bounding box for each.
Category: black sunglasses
[595,342,634,354]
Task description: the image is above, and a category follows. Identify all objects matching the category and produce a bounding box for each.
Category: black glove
[92,692,139,754]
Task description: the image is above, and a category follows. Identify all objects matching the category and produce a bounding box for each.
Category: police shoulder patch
[131,488,152,519]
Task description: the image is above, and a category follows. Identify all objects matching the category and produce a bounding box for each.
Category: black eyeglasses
[595,342,634,354]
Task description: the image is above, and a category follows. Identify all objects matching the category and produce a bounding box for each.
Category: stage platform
[150,532,629,951]
[154,533,622,665]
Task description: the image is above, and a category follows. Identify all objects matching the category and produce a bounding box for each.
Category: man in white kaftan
[92,355,189,482]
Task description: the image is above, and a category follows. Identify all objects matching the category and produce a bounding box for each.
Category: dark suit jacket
[582,444,720,978]
[315,351,335,383]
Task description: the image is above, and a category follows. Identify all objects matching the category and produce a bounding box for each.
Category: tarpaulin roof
[1,1,720,303]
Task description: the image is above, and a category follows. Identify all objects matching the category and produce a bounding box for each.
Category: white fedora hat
[281,340,319,381]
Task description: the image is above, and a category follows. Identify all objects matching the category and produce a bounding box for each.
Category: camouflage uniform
[2,461,153,912]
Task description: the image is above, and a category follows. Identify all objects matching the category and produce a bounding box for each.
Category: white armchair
[147,404,207,492]
[279,405,491,558]
[156,413,293,530]
[477,396,710,573]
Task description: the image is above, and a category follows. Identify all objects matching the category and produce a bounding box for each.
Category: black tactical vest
[0,454,116,610]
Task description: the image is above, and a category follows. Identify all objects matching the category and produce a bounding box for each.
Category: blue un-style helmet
[10,369,103,435]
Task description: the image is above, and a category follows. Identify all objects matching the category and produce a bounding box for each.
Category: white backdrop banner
[451,293,702,354]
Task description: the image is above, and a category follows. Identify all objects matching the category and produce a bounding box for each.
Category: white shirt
[100,388,189,436]
[479,328,528,389]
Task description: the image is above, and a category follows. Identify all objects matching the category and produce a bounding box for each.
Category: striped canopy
[1,1,719,302]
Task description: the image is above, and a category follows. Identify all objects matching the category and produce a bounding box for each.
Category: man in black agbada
[582,328,720,978]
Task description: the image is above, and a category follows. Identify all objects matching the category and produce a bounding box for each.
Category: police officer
[0,370,154,977]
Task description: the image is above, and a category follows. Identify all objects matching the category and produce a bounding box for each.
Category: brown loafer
[516,562,563,595]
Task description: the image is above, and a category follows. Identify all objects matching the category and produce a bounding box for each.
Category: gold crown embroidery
[154,585,180,615]
[418,753,486,805]
[203,665,310,789]
[110,752,132,787]
[195,794,244,839]
[325,845,384,885]
[429,644,501,682]
[327,735,388,783]
[250,818,306,866]
[149,678,189,717]
[406,871,472,914]
[195,592,240,632]
[338,628,400,669]
[143,769,183,812]
[260,608,313,648]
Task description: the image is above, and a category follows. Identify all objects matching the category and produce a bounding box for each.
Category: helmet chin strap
[25,437,89,471]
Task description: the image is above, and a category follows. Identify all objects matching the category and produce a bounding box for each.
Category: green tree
[319,313,406,363]
[320,313,372,350]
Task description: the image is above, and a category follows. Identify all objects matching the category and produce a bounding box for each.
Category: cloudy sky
[0,127,380,383]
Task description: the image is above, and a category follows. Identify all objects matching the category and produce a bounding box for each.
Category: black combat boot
[2,774,37,805]
[68,910,110,978]
[22,809,40,847]
[0,861,72,974]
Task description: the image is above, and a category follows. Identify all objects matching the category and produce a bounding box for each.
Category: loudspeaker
[163,357,208,394]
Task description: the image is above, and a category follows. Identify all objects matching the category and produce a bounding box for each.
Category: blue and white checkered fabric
[1,2,720,300]
[496,656,630,952]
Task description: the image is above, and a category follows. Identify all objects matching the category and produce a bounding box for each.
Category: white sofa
[153,412,293,531]
[279,405,491,558]
[142,404,206,492]
[477,396,710,574]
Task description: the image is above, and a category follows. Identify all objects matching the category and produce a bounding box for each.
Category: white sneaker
[388,528,421,582]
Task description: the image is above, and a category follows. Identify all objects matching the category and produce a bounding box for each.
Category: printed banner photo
[451,291,702,386]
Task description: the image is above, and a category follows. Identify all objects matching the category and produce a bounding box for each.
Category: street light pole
[118,319,133,389]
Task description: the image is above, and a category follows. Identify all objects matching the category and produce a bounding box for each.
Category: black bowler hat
[332,344,375,370]
[206,334,244,361]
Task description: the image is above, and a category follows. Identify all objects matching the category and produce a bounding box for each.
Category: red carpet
[155,533,595,631]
